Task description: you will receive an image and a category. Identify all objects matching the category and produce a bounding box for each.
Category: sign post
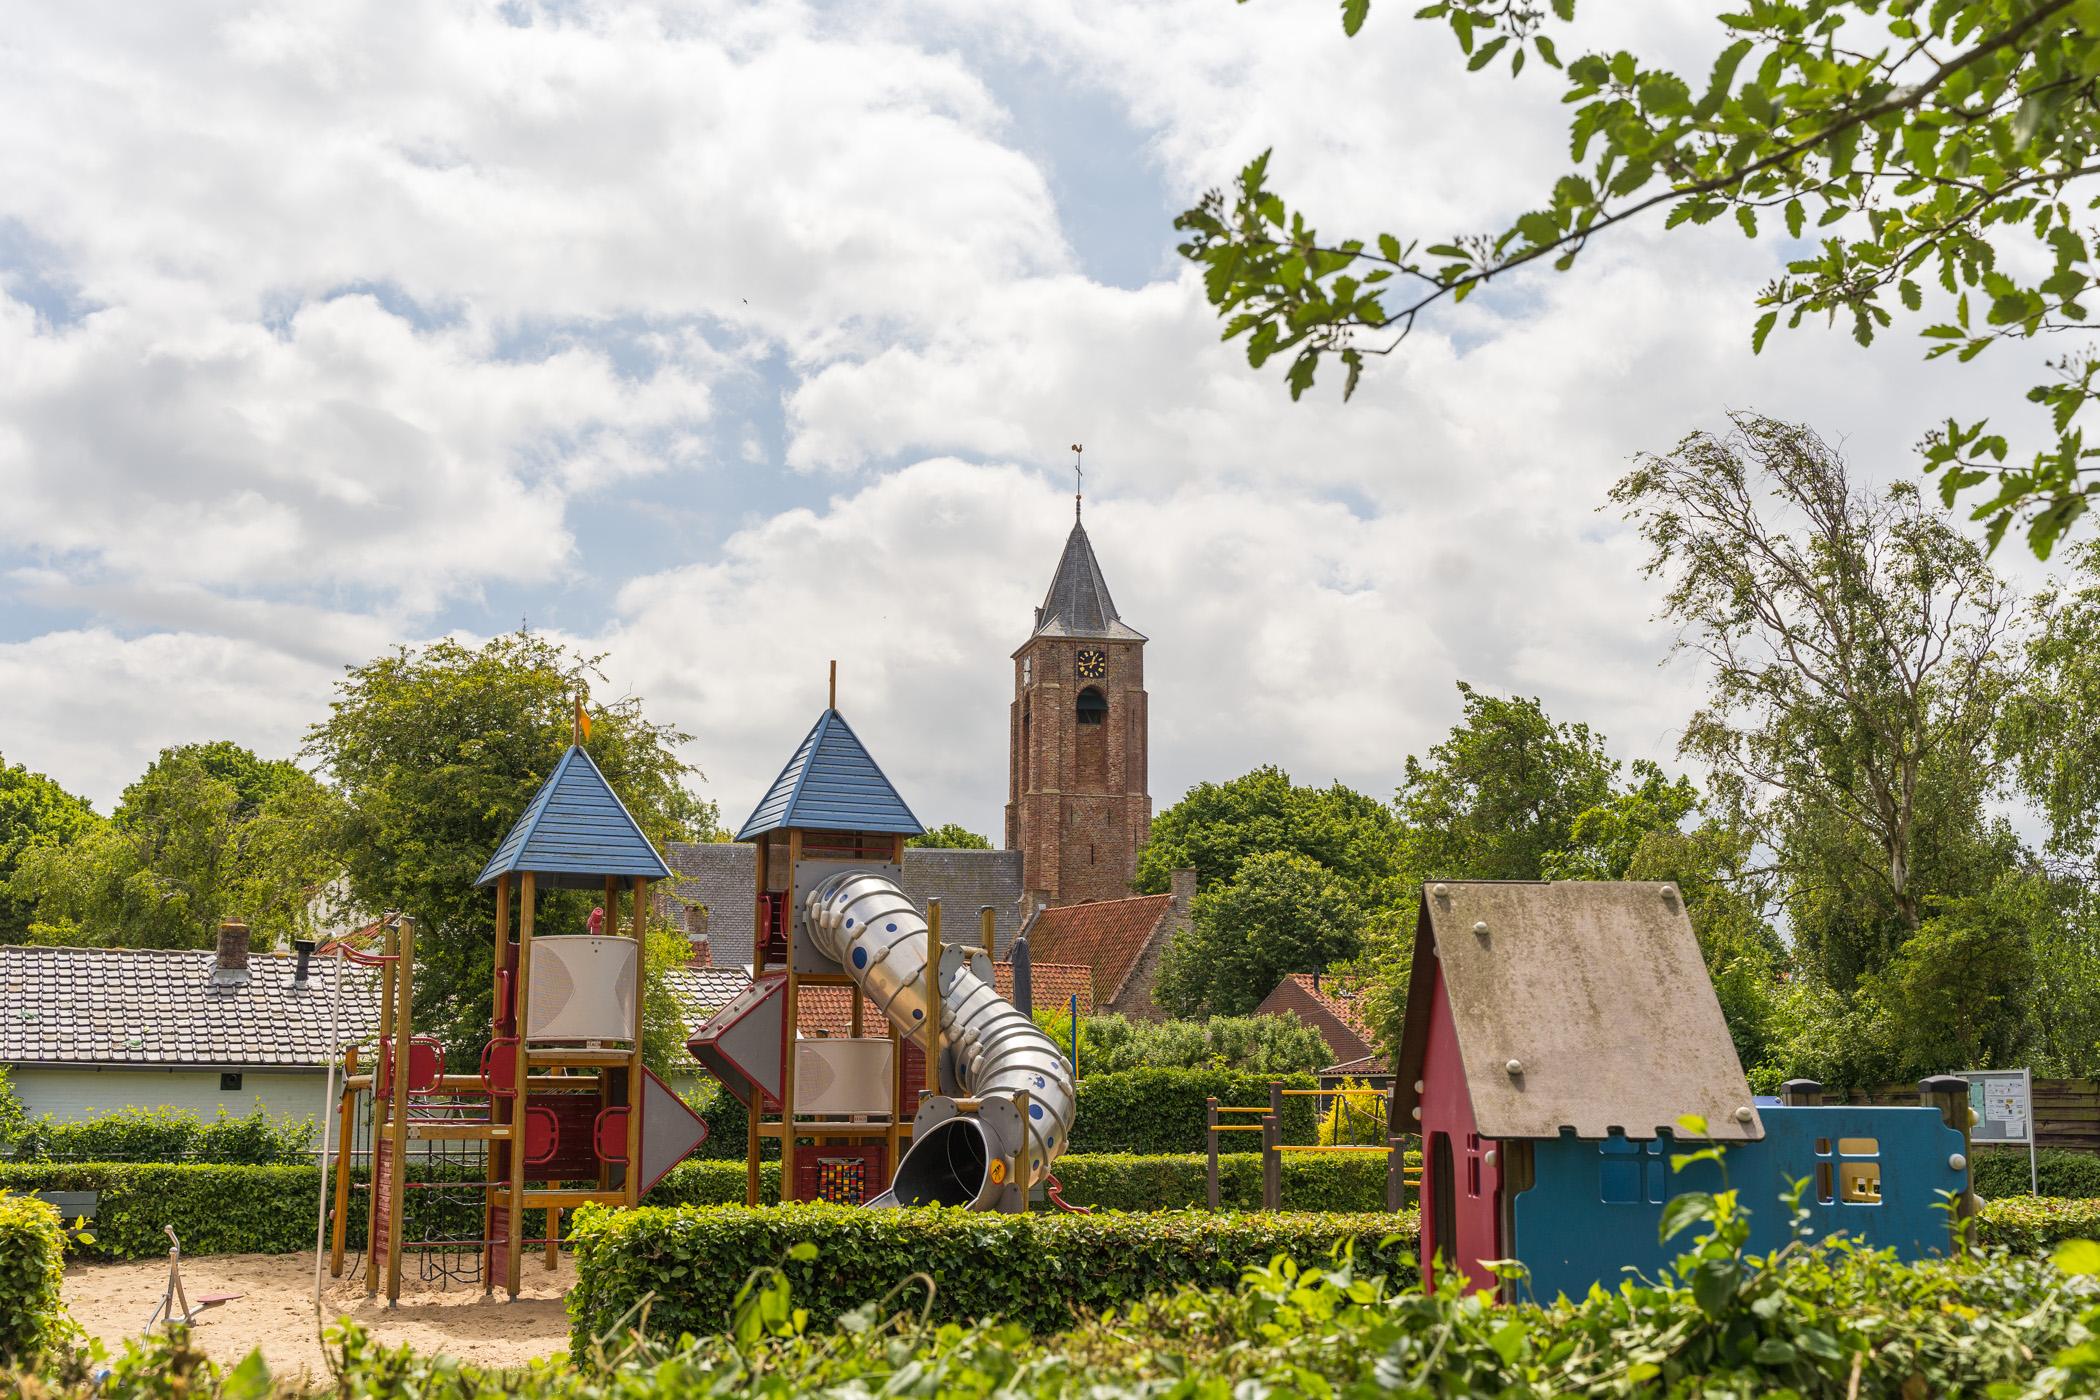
[1959,1068,2035,1195]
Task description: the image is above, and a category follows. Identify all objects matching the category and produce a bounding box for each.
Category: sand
[63,1252,577,1383]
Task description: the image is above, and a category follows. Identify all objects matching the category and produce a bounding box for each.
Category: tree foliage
[907,823,993,850]
[1155,850,1368,1017]
[0,758,97,942]
[1135,765,1401,899]
[1182,0,2100,556]
[304,632,715,1054]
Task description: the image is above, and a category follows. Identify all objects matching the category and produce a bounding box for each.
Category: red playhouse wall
[1417,960,1501,1292]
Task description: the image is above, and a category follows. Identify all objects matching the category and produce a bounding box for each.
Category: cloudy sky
[0,1,2056,837]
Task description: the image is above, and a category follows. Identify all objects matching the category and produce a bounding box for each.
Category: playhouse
[1390,880,1975,1302]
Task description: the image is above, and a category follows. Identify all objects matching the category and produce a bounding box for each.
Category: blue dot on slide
[886,922,897,932]
[845,919,854,928]
[1030,1103,1044,1119]
[852,947,868,969]
[912,1009,924,1020]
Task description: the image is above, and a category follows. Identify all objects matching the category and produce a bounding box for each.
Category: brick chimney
[1169,868,1197,910]
[211,919,252,987]
[687,934,711,967]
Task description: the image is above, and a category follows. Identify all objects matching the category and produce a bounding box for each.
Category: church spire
[1031,512,1145,642]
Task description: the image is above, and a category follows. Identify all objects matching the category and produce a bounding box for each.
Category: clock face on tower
[1075,648,1107,679]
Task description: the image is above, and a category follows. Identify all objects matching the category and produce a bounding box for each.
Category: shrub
[1972,1147,2100,1199]
[1316,1078,1389,1146]
[1050,1150,1406,1211]
[566,1202,1416,1346]
[1033,1012,1333,1078]
[1069,1068,1318,1153]
[1970,1195,2100,1252]
[7,1106,313,1165]
[0,1191,70,1362]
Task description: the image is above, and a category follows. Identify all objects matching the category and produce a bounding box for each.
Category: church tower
[1005,498,1150,907]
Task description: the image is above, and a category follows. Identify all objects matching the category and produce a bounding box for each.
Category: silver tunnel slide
[805,871,1076,1209]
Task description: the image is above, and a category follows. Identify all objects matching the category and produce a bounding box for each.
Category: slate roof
[0,944,757,1071]
[797,961,1094,1036]
[1022,894,1175,1007]
[476,744,672,890]
[1030,520,1145,642]
[1319,1052,1391,1079]
[658,844,1026,969]
[736,709,924,841]
[0,945,383,1069]
[1257,973,1376,1065]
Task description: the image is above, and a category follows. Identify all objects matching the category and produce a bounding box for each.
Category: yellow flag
[574,696,593,743]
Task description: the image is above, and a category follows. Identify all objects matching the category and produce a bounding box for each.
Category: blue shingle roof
[474,745,673,889]
[736,708,923,841]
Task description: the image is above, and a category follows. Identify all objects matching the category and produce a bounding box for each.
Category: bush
[1972,1147,2100,1199]
[566,1202,1416,1346]
[0,1192,69,1362]
[1316,1078,1389,1146]
[1069,1068,1318,1153]
[1970,1195,2100,1252]
[1051,1150,1405,1211]
[7,1106,313,1165]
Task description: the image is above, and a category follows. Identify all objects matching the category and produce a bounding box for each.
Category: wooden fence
[1831,1079,2097,1153]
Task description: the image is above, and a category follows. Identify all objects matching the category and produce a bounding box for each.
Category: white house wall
[8,1065,329,1127]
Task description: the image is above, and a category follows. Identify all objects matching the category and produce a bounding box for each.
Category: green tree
[907,823,993,850]
[1178,0,2100,556]
[1155,850,1367,1017]
[10,746,344,949]
[1393,682,1620,884]
[0,757,98,941]
[305,631,715,1055]
[1135,766,1401,898]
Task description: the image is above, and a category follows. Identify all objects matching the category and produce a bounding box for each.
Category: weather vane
[1071,443,1084,520]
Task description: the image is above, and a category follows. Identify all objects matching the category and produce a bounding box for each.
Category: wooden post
[780,830,802,1200]
[886,1019,905,1190]
[486,874,512,1292]
[364,921,397,1295]
[625,877,647,1207]
[1261,1114,1280,1211]
[1919,1074,1980,1234]
[1268,1080,1284,1141]
[829,659,837,710]
[980,905,995,961]
[1385,1136,1406,1213]
[1780,1078,1824,1107]
[1206,1097,1220,1211]
[329,1045,358,1276]
[384,917,415,1304]
[604,876,620,937]
[507,875,535,1297]
[746,1092,762,1206]
[926,899,943,1096]
[1011,1087,1032,1214]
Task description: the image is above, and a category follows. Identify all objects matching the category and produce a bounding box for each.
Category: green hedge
[5,1106,313,1165]
[566,1202,1415,1346]
[1972,1147,2100,1199]
[1051,1150,1406,1211]
[0,1192,68,1362]
[1068,1069,1320,1153]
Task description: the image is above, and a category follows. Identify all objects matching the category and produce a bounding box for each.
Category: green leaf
[1342,0,1370,36]
[1736,206,1758,239]
[788,1241,819,1262]
[221,1351,274,1400]
[1784,199,1804,240]
[1752,309,1778,352]
[1660,1192,1715,1241]
[2054,1238,2100,1276]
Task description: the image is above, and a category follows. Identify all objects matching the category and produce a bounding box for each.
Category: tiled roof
[0,945,383,1068]
[1022,894,1174,1006]
[0,944,752,1070]
[1031,520,1145,641]
[1321,1052,1390,1078]
[658,844,1026,970]
[796,961,1094,1036]
[1256,973,1376,1064]
[476,744,672,890]
[736,709,923,840]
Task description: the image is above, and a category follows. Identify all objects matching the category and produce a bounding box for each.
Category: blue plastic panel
[1512,1106,1965,1303]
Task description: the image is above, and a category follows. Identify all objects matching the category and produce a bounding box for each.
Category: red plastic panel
[594,1108,630,1164]
[523,1107,559,1165]
[407,1038,445,1093]
[532,1095,605,1180]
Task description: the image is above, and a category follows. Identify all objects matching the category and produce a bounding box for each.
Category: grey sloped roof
[0,945,382,1068]
[475,744,672,890]
[1390,882,1761,1142]
[659,843,1026,968]
[659,965,752,1023]
[1032,521,1144,641]
[735,709,924,840]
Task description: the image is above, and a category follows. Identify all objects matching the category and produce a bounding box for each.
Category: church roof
[475,744,673,890]
[1030,520,1145,641]
[736,708,924,840]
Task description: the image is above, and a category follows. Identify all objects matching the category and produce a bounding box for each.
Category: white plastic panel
[527,936,638,1042]
[793,1037,896,1116]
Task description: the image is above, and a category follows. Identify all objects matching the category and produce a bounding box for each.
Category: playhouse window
[1599,1135,1667,1204]
[1838,1139,1882,1205]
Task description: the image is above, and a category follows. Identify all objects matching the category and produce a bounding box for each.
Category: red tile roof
[795,963,1095,1037]
[1023,895,1174,1006]
[1321,1052,1390,1077]
[1257,973,1376,1063]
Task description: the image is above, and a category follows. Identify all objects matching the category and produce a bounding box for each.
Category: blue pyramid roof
[736,708,923,841]
[475,744,673,890]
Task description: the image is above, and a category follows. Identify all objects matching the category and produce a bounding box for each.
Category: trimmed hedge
[1969,1195,2100,1251]
[566,1202,1416,1346]
[1972,1146,2100,1199]
[1052,1149,1405,1211]
[0,1192,68,1362]
[6,1105,313,1165]
[1069,1068,1320,1153]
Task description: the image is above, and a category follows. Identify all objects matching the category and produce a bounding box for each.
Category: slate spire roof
[1031,520,1145,641]
[736,708,924,841]
[474,744,672,890]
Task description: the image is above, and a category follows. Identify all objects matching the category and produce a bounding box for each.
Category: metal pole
[2027,1068,2038,1196]
[312,942,345,1318]
[1070,995,1078,1075]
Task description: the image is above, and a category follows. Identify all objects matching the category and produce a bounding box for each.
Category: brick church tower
[1005,501,1151,907]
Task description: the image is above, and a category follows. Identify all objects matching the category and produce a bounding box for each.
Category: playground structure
[317,741,708,1303]
[1389,880,1977,1302]
[688,688,1077,1210]
[1204,1084,1417,1211]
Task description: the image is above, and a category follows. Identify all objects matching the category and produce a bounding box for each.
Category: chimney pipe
[211,920,252,987]
[292,937,316,986]
[688,934,711,967]
[1011,935,1033,1016]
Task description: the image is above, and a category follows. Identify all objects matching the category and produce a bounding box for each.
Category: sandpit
[64,1252,578,1382]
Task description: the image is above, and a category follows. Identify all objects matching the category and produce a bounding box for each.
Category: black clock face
[1075,648,1107,679]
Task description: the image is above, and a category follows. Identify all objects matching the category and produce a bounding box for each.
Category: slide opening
[891,1118,991,1207]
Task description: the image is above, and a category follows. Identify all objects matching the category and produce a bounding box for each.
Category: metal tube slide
[806,871,1075,1209]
